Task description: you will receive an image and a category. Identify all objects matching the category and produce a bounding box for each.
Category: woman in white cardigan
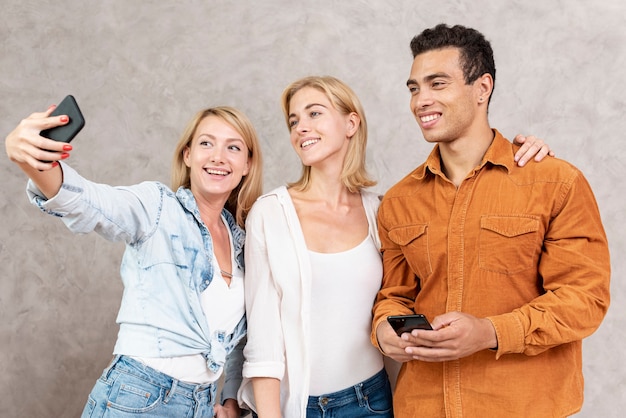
[239,76,391,418]
[238,76,553,418]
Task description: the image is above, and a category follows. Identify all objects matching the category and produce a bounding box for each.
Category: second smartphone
[387,314,433,336]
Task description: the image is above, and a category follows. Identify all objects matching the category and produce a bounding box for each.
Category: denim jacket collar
[175,187,246,288]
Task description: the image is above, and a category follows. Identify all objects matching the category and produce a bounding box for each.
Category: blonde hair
[280,76,376,192]
[171,107,263,227]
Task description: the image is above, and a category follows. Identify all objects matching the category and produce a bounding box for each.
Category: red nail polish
[62,144,73,151]
[60,153,70,160]
[51,161,59,168]
[60,115,69,123]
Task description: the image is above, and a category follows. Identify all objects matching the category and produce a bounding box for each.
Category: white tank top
[308,235,384,395]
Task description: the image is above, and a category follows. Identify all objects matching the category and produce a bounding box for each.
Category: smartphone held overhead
[40,95,85,143]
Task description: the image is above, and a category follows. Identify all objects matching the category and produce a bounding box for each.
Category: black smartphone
[40,95,85,143]
[387,314,433,336]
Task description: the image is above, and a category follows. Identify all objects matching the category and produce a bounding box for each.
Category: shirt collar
[413,129,513,181]
[481,129,515,174]
[174,186,245,257]
[175,186,206,225]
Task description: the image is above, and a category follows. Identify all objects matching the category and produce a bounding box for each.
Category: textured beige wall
[1,1,624,416]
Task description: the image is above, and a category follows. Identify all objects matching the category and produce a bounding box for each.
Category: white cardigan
[238,186,382,417]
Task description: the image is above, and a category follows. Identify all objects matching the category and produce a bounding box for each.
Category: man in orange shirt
[372,24,610,417]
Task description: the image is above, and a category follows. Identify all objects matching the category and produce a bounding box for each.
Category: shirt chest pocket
[139,234,189,268]
[138,234,208,282]
[479,215,541,275]
[388,224,433,280]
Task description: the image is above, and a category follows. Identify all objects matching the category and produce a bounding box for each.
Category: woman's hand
[5,105,73,171]
[513,134,555,166]
[214,399,241,418]
[5,105,71,198]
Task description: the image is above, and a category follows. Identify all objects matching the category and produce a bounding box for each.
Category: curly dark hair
[410,24,496,100]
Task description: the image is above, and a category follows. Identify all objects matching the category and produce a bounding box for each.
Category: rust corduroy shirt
[372,130,610,418]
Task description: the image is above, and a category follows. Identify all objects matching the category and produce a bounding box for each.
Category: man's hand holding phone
[378,313,496,364]
[397,311,499,363]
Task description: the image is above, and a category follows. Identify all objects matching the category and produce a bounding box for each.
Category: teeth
[301,139,319,148]
[420,114,440,123]
[206,168,228,176]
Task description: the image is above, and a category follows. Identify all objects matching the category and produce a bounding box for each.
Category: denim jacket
[27,162,246,400]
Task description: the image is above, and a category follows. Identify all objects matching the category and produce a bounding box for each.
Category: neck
[439,127,494,187]
[192,189,228,229]
[297,170,356,208]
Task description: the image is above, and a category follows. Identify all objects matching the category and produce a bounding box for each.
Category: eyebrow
[288,103,328,119]
[406,72,452,86]
[196,133,244,143]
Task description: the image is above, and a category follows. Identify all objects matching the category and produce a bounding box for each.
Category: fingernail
[62,144,73,151]
[60,115,69,123]
[60,153,70,160]
[51,161,59,168]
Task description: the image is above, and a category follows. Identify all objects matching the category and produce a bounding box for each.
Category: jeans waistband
[307,368,389,409]
[104,355,216,401]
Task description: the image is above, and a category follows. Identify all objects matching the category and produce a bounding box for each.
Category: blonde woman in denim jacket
[5,105,263,418]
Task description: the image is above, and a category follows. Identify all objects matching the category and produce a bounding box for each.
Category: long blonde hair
[171,106,263,227]
[281,76,376,192]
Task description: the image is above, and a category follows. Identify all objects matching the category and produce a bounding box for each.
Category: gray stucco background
[1,1,624,416]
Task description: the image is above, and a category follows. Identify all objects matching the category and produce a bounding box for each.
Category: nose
[296,118,310,134]
[210,144,225,162]
[412,86,436,110]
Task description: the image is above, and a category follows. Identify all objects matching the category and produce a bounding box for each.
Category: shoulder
[361,189,382,201]
[135,181,172,196]
[383,165,426,201]
[508,156,583,185]
[494,131,582,184]
[249,186,286,212]
[245,186,289,228]
[120,181,176,208]
[360,189,382,211]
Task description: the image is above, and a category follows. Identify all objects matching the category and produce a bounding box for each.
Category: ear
[346,112,360,138]
[476,73,494,104]
[243,156,251,177]
[183,145,191,167]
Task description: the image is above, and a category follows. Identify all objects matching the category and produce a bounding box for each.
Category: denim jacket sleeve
[26,162,163,245]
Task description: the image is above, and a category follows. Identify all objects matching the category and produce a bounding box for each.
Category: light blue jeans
[81,355,217,418]
[306,369,393,417]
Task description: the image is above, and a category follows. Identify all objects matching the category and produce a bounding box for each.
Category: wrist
[222,398,240,411]
[483,318,498,350]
